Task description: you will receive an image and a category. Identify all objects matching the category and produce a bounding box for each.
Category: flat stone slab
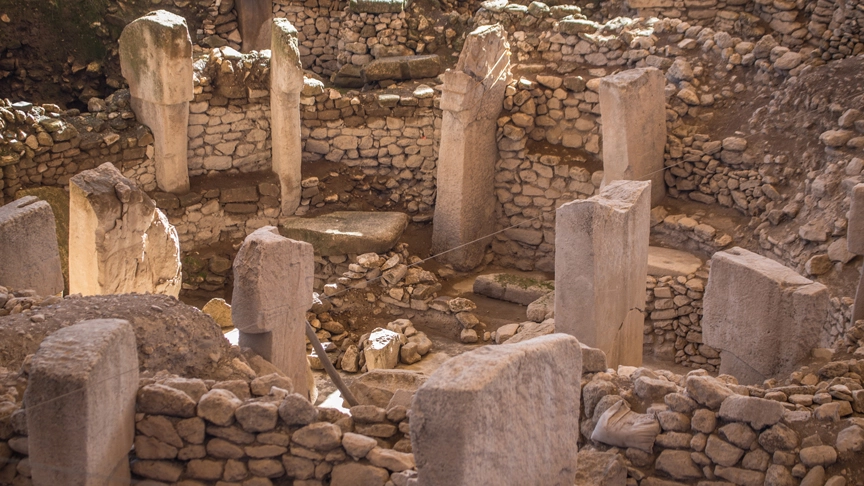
[473,273,554,305]
[279,211,408,256]
[647,246,703,277]
[362,55,442,82]
[349,0,405,13]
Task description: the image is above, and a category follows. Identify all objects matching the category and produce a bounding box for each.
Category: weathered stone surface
[363,55,441,81]
[0,196,64,296]
[411,334,582,484]
[655,450,702,480]
[573,450,627,486]
[599,68,666,205]
[271,18,305,215]
[527,291,555,322]
[556,180,651,368]
[26,319,138,485]
[349,0,405,13]
[233,226,313,398]
[432,24,511,270]
[473,273,554,305]
[363,327,402,370]
[848,183,864,255]
[202,298,232,328]
[702,247,828,384]
[718,395,785,430]
[236,0,271,52]
[330,462,389,486]
[686,375,734,410]
[647,246,703,277]
[69,163,181,297]
[349,369,428,409]
[280,212,408,256]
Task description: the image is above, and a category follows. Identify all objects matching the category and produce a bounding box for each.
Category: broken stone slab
[349,0,406,13]
[0,196,64,296]
[411,334,582,484]
[363,328,403,370]
[504,319,555,344]
[25,319,138,486]
[599,68,666,206]
[555,180,651,368]
[362,55,441,81]
[702,247,829,385]
[233,226,313,397]
[69,163,182,297]
[348,369,428,408]
[647,246,703,277]
[279,211,409,256]
[202,298,233,328]
[473,273,555,305]
[573,450,627,486]
[526,291,554,322]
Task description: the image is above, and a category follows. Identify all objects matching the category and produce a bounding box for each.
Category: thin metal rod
[306,320,359,406]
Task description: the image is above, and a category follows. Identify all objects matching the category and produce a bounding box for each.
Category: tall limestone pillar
[119,10,193,194]
[431,24,511,271]
[270,18,305,216]
[555,180,651,368]
[599,67,666,206]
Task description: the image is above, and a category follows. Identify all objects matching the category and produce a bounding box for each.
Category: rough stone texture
[270,18,305,215]
[119,10,193,193]
[702,247,829,384]
[647,246,703,277]
[237,0,272,52]
[279,211,408,256]
[0,196,64,296]
[555,180,651,368]
[718,395,785,430]
[411,334,582,485]
[848,183,864,322]
[349,369,428,408]
[233,226,313,398]
[573,450,627,486]
[69,163,181,297]
[432,24,511,271]
[599,67,666,205]
[473,273,554,305]
[25,319,138,485]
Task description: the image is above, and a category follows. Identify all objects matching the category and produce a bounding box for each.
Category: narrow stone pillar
[233,226,314,397]
[555,180,651,368]
[702,247,828,385]
[236,0,272,52]
[431,24,511,271]
[599,67,666,206]
[270,19,305,216]
[0,196,64,296]
[69,163,182,297]
[119,10,193,194]
[25,319,138,486]
[848,183,864,322]
[411,334,582,484]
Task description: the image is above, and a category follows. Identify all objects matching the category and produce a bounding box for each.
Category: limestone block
[599,68,666,205]
[0,196,63,296]
[432,24,511,270]
[411,334,582,485]
[270,18,304,215]
[362,55,442,81]
[279,211,408,256]
[555,180,651,368]
[363,328,402,370]
[69,163,181,297]
[233,226,313,396]
[236,0,271,53]
[349,0,406,13]
[848,183,864,255]
[130,97,190,194]
[702,247,829,384]
[25,319,138,485]
[119,10,193,105]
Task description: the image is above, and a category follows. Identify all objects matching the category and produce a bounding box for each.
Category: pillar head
[271,18,305,94]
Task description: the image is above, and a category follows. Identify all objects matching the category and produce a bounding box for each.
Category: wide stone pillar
[271,19,305,216]
[0,196,64,296]
[233,226,314,398]
[599,67,666,206]
[555,180,651,368]
[237,0,272,52]
[69,163,182,297]
[25,319,138,486]
[411,334,582,485]
[431,24,511,271]
[702,247,828,385]
[119,10,193,194]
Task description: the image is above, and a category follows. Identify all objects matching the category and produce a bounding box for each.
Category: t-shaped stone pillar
[119,10,193,194]
[236,0,272,52]
[270,19,305,216]
[848,183,864,323]
[0,196,64,296]
[25,318,138,486]
[232,226,314,398]
[431,24,511,271]
[555,180,651,368]
[599,68,666,206]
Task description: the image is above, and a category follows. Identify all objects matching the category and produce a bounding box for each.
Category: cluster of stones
[333,10,412,84]
[0,286,61,318]
[644,271,722,371]
[580,362,864,486]
[96,371,415,484]
[0,92,156,206]
[0,364,25,485]
[808,0,864,60]
[819,107,864,153]
[189,47,273,176]
[273,0,343,76]
[650,206,734,254]
[300,84,440,215]
[201,0,244,50]
[312,319,434,373]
